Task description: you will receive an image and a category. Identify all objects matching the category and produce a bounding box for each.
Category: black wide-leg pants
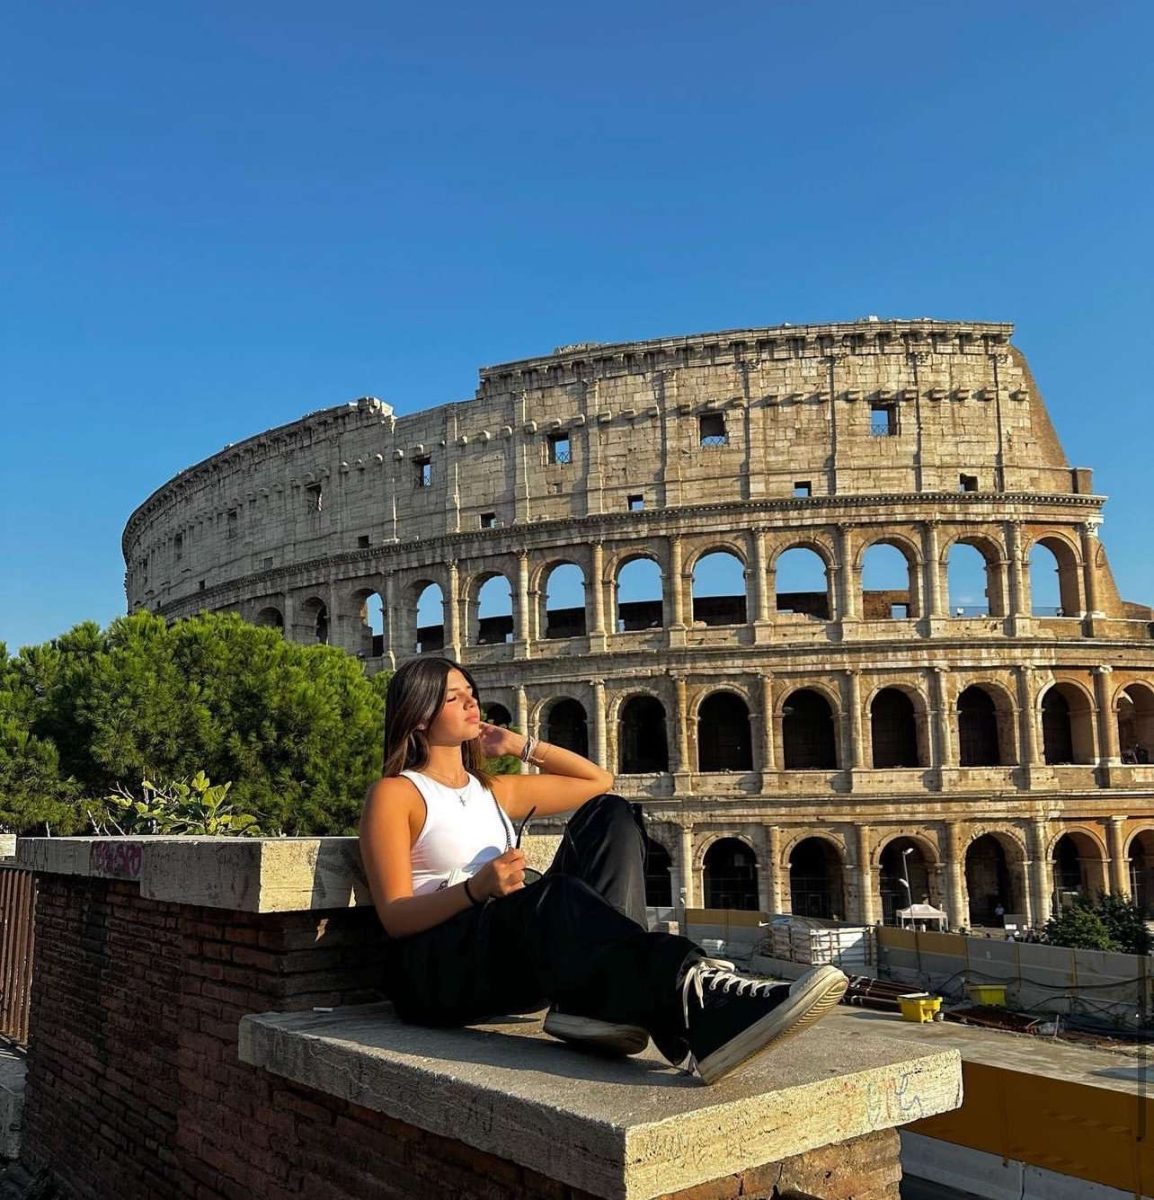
[385,794,701,1062]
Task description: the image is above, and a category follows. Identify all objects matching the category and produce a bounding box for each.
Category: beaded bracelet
[520,735,536,763]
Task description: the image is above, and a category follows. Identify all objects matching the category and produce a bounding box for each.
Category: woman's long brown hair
[381,656,494,787]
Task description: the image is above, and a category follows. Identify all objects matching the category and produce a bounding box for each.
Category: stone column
[930,666,953,768]
[515,550,532,657]
[843,669,864,769]
[1015,665,1041,766]
[592,680,608,770]
[515,684,529,739]
[837,524,859,621]
[758,674,774,778]
[1029,818,1055,924]
[1004,520,1027,619]
[768,824,786,914]
[282,592,295,645]
[752,527,771,624]
[945,822,967,930]
[922,521,945,619]
[445,560,461,658]
[381,573,397,665]
[589,542,606,635]
[1108,816,1130,897]
[672,675,691,775]
[1094,665,1120,764]
[679,825,696,912]
[1081,519,1104,617]
[856,824,876,926]
[668,536,686,629]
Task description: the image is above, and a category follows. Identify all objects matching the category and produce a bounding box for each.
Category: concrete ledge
[238,1004,962,1200]
[16,833,563,913]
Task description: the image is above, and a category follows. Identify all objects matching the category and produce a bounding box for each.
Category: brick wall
[21,873,899,1200]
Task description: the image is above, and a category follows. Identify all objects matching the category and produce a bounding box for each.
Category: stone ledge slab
[16,833,565,913]
[237,1004,962,1200]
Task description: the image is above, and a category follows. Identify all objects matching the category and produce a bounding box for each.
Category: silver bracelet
[520,735,536,763]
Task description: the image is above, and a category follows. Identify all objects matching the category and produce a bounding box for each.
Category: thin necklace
[422,766,472,803]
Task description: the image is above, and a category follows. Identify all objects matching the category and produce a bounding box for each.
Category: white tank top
[402,770,516,896]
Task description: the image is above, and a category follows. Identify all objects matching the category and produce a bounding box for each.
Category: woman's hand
[474,721,524,760]
[472,848,526,898]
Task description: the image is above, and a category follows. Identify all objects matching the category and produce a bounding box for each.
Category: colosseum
[123,317,1154,930]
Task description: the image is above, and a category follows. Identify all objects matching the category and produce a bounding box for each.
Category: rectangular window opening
[480,512,497,529]
[959,473,979,493]
[793,481,812,498]
[547,432,572,465]
[890,602,910,619]
[227,510,238,539]
[198,580,206,591]
[357,535,370,548]
[627,494,645,511]
[699,412,728,447]
[414,456,432,488]
[174,533,183,561]
[305,482,323,512]
[870,403,898,437]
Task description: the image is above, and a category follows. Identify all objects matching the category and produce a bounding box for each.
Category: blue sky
[2,1,1151,650]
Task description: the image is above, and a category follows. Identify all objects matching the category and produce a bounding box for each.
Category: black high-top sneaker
[680,961,848,1084]
[543,1007,650,1055]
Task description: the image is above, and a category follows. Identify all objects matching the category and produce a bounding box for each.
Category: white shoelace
[679,958,780,1031]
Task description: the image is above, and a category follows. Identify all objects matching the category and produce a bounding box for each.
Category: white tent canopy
[896,903,948,928]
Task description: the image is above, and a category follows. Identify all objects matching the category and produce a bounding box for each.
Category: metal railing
[0,864,35,1045]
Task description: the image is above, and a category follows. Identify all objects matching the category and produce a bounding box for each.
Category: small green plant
[90,771,273,836]
[1043,893,1151,954]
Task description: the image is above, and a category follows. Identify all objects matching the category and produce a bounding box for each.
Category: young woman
[359,655,848,1085]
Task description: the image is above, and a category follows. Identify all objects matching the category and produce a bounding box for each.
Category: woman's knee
[575,793,642,836]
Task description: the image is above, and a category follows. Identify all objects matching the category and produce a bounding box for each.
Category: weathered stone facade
[122,319,1154,929]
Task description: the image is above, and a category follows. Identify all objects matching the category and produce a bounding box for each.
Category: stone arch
[542,696,589,758]
[788,835,847,920]
[539,560,587,640]
[870,830,942,870]
[618,694,669,774]
[956,683,1009,767]
[254,605,284,631]
[644,835,674,908]
[867,684,928,768]
[1027,533,1082,617]
[1051,829,1108,907]
[964,830,1027,925]
[614,555,664,632]
[702,836,759,911]
[772,543,832,620]
[878,836,938,924]
[412,580,445,653]
[468,571,514,646]
[695,690,753,772]
[690,547,748,627]
[349,587,385,657]
[1040,681,1094,765]
[859,537,920,620]
[484,701,513,727]
[294,596,329,645]
[1128,828,1154,917]
[781,687,838,770]
[1116,682,1154,762]
[945,534,1005,617]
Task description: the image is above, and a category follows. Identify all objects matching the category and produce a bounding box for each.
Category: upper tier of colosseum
[123,318,1092,612]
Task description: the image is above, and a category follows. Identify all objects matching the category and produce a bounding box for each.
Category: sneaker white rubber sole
[543,1010,650,1056]
[693,965,849,1085]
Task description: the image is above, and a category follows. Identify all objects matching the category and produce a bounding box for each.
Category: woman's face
[426,668,481,745]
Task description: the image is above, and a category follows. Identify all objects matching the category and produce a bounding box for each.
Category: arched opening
[616,558,664,631]
[879,838,933,925]
[782,689,837,770]
[861,541,917,619]
[299,597,329,645]
[543,563,586,639]
[1129,831,1154,917]
[619,696,669,774]
[1052,831,1107,908]
[1117,684,1154,763]
[355,590,385,657]
[255,606,284,631]
[957,686,1001,766]
[484,702,513,727]
[415,583,444,653]
[947,541,996,617]
[774,546,830,620]
[703,838,759,911]
[1029,537,1081,616]
[475,574,514,645]
[1041,684,1094,765]
[697,692,752,772]
[870,688,920,768]
[964,834,1023,925]
[545,698,588,758]
[644,837,673,908]
[789,838,845,919]
[691,550,747,626]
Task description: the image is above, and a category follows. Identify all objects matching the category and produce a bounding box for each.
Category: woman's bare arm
[359,776,526,937]
[481,725,614,819]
